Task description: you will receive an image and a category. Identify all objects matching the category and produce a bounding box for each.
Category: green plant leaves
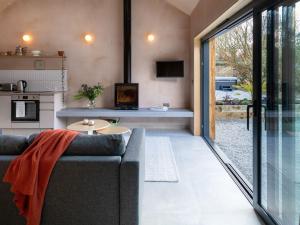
[74,83,104,101]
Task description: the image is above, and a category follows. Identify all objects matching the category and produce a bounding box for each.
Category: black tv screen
[156,61,184,78]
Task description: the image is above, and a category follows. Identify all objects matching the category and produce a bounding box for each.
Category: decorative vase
[88,100,96,109]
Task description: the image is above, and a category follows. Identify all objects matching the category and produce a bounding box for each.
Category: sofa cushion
[28,133,126,156]
[65,134,126,156]
[0,135,28,155]
[1,133,126,156]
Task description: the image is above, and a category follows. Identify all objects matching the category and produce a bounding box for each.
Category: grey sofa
[0,128,145,225]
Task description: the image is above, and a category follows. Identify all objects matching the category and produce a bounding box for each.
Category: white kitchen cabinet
[1,93,65,135]
[40,95,54,103]
[0,96,11,128]
[40,95,55,129]
[40,103,55,110]
[11,123,39,129]
[40,110,54,128]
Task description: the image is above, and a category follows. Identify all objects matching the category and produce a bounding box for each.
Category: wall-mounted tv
[156,61,184,78]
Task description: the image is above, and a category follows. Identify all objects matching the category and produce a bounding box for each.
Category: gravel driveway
[215,118,253,184]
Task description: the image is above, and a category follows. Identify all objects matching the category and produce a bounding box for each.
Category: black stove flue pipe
[124,0,131,84]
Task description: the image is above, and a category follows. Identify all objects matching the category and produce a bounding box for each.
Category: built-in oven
[11,95,40,122]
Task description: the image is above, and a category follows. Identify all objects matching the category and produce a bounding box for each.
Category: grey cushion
[0,135,29,155]
[28,133,126,156]
[41,156,121,225]
[65,134,126,156]
[0,156,26,225]
[1,133,125,156]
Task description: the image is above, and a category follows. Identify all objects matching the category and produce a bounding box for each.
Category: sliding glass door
[203,17,253,192]
[254,1,300,225]
[201,1,300,224]
[202,16,254,192]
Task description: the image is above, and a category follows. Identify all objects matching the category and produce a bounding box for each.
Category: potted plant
[74,83,104,109]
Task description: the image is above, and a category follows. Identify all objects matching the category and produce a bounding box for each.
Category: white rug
[145,137,180,182]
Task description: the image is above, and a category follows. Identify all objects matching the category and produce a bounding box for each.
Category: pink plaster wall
[0,0,191,108]
[132,0,191,108]
[191,0,239,38]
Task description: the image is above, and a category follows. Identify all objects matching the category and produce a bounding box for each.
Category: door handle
[247,104,254,131]
[262,105,267,130]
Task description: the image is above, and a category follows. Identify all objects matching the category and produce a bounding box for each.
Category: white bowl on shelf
[31,50,41,56]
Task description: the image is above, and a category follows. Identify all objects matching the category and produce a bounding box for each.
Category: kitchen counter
[0,92,65,135]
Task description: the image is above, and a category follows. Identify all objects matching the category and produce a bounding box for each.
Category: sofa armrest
[120,128,145,225]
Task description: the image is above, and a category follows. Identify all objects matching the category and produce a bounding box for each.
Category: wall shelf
[0,55,67,70]
[0,55,66,59]
[56,108,194,118]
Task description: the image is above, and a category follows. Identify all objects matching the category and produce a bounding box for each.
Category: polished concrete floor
[142,130,265,225]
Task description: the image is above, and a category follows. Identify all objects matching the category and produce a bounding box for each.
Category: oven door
[11,100,40,122]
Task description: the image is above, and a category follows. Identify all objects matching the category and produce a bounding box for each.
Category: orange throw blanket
[3,129,79,225]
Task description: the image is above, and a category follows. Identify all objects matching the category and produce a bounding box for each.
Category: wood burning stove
[115,83,138,110]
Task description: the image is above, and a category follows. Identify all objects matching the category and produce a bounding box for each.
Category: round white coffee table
[96,126,130,135]
[67,119,110,135]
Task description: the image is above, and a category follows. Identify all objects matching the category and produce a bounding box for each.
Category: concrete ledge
[56,108,194,118]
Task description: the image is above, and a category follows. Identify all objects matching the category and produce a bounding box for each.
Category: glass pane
[261,2,300,225]
[209,18,254,187]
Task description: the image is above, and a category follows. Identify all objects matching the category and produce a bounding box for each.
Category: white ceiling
[165,0,200,15]
[0,0,200,16]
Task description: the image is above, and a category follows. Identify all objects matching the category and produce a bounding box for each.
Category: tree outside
[216,19,253,87]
